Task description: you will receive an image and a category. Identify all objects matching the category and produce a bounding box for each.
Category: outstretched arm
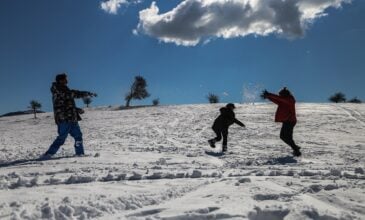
[70,90,97,99]
[234,118,245,127]
[262,89,291,105]
[266,93,291,105]
[223,109,246,127]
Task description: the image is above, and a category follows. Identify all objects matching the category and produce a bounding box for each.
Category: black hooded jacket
[51,82,90,124]
[212,107,244,130]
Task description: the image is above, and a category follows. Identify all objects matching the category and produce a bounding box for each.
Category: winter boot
[222,145,227,152]
[293,149,302,157]
[208,139,216,148]
[40,153,52,160]
[292,145,301,157]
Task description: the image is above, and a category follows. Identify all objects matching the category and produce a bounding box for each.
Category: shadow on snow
[264,156,297,165]
[205,151,298,165]
[205,151,225,157]
[0,155,77,168]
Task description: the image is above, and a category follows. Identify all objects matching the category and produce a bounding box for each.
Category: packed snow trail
[0,104,364,220]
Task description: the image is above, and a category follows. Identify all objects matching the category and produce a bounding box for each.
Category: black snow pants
[280,122,299,151]
[213,127,228,146]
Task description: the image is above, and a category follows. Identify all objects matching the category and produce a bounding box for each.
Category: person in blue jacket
[42,73,96,159]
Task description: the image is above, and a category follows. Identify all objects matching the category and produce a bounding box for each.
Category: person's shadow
[204,151,298,165]
[264,156,297,165]
[0,155,76,168]
[205,150,225,157]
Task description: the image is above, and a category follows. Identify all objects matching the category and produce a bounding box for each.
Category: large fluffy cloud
[135,0,351,46]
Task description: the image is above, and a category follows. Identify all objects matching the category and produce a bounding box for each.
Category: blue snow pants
[45,122,84,155]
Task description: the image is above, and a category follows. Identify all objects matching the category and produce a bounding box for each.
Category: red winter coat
[267,94,297,123]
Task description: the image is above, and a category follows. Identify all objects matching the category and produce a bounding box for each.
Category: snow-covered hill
[0,103,364,220]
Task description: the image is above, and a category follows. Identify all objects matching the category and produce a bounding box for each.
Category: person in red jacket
[262,87,301,157]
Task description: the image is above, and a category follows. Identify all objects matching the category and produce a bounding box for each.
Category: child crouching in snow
[208,103,245,152]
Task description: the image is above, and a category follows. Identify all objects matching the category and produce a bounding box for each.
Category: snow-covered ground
[0,103,364,220]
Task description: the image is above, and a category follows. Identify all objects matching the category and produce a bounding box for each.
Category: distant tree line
[205,91,362,104]
[329,92,362,103]
[19,83,364,120]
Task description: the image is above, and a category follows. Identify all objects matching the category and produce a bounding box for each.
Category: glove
[77,108,85,114]
[260,90,269,99]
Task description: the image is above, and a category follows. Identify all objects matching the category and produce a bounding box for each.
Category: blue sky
[0,0,364,114]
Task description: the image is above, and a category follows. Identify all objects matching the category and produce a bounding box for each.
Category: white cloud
[135,0,351,46]
[101,0,128,14]
[101,0,142,14]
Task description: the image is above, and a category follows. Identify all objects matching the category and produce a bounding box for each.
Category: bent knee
[72,135,83,141]
[215,136,222,141]
[55,138,67,145]
[280,134,287,141]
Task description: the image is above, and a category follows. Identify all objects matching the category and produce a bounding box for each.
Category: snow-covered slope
[0,103,364,220]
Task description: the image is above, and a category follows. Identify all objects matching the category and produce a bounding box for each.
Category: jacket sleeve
[234,118,245,127]
[70,90,90,99]
[226,110,245,127]
[267,93,291,105]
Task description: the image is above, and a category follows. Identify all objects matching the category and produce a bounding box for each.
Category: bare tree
[152,98,160,106]
[125,76,150,107]
[207,93,219,103]
[29,100,42,119]
[329,92,346,103]
[348,97,362,103]
[83,97,92,107]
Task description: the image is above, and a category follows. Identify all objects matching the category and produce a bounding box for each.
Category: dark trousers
[213,127,228,146]
[280,122,299,151]
[46,122,84,155]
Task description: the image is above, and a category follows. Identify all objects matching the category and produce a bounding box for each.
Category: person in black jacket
[42,73,97,158]
[208,103,245,152]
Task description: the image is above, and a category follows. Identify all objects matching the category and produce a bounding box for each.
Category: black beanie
[226,103,236,109]
[279,87,292,97]
[55,73,67,83]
